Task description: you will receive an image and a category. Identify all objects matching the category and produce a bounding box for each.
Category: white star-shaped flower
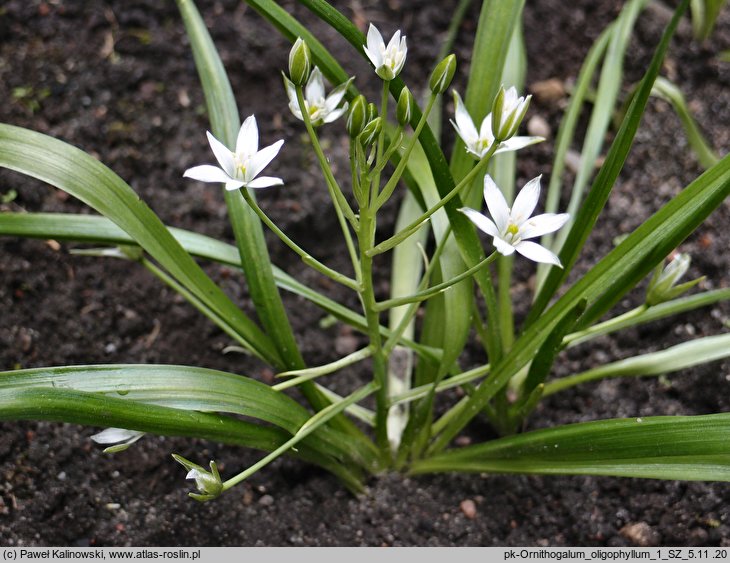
[451,90,542,160]
[183,115,284,191]
[460,175,569,266]
[284,67,351,126]
[363,24,407,81]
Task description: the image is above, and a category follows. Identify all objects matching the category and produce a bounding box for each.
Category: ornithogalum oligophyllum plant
[1,0,729,501]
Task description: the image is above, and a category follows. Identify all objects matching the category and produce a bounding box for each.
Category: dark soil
[1,0,729,547]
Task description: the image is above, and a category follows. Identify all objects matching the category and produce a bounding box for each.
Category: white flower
[183,115,284,191]
[172,454,223,502]
[91,427,145,453]
[451,90,542,160]
[363,23,407,80]
[284,67,351,126]
[460,175,569,266]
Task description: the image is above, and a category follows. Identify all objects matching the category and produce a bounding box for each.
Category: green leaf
[0,212,440,363]
[413,414,730,481]
[527,0,690,327]
[0,387,363,492]
[0,123,279,365]
[0,364,370,468]
[544,332,730,396]
[690,0,726,40]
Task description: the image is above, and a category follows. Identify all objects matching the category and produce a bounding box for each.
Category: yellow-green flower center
[507,223,520,236]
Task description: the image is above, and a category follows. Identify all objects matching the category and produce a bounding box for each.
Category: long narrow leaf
[414,414,730,481]
[0,124,279,365]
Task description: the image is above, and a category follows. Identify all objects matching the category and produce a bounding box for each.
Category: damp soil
[1,0,730,547]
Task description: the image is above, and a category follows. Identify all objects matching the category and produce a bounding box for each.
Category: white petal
[452,90,478,145]
[386,29,402,55]
[324,79,352,112]
[494,135,544,155]
[493,236,516,256]
[365,24,384,66]
[284,75,298,104]
[515,240,562,266]
[322,106,348,123]
[479,113,495,145]
[483,175,510,232]
[224,180,246,191]
[246,176,284,189]
[512,175,542,224]
[205,131,235,176]
[519,212,570,240]
[247,139,284,180]
[459,207,499,237]
[305,67,326,102]
[183,164,234,184]
[91,428,144,445]
[363,46,381,69]
[236,115,259,157]
[288,100,304,120]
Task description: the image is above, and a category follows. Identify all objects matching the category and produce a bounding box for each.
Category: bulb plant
[1,0,729,502]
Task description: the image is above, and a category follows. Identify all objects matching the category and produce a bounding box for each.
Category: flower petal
[224,180,247,191]
[365,24,384,66]
[247,139,284,180]
[519,212,570,240]
[452,90,478,145]
[512,175,542,224]
[91,428,144,445]
[493,236,516,256]
[478,113,495,145]
[386,29,401,54]
[305,67,326,102]
[236,115,259,157]
[246,176,284,189]
[483,175,510,232]
[459,207,499,237]
[322,106,348,123]
[515,240,562,266]
[324,78,352,112]
[183,164,233,184]
[494,135,544,155]
[205,131,235,176]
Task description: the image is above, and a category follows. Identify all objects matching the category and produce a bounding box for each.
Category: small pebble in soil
[258,494,274,507]
[527,115,551,139]
[620,522,660,546]
[460,499,477,520]
[529,78,566,104]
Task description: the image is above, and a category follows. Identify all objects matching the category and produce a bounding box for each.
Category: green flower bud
[491,85,531,142]
[359,117,382,147]
[396,87,414,126]
[429,54,457,94]
[346,95,367,138]
[288,37,312,86]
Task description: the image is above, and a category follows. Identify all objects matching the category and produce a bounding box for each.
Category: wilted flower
[284,67,352,126]
[451,90,542,160]
[363,24,407,80]
[460,175,569,266]
[646,253,704,306]
[183,115,284,191]
[172,454,223,502]
[91,427,145,453]
[491,85,532,141]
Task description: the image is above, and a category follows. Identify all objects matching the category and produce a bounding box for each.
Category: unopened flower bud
[359,117,382,147]
[172,454,223,502]
[396,87,414,126]
[288,38,312,86]
[429,54,457,94]
[346,95,367,138]
[491,85,531,141]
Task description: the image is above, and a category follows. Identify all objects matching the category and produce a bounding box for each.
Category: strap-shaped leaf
[0,387,363,491]
[413,414,730,481]
[0,212,440,363]
[0,364,369,467]
[0,124,278,365]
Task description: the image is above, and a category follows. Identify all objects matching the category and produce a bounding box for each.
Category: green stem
[273,345,374,391]
[241,189,359,291]
[222,381,378,492]
[367,143,498,257]
[374,252,497,311]
[389,362,491,406]
[374,94,438,209]
[563,304,648,347]
[369,80,391,207]
[295,86,361,281]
